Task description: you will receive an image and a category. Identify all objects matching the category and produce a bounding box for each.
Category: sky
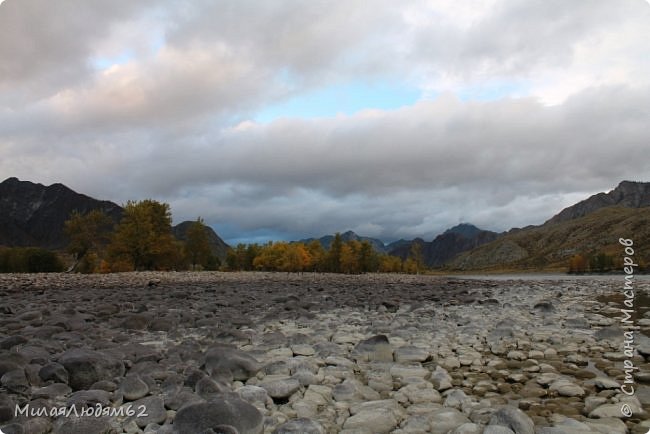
[1,0,649,245]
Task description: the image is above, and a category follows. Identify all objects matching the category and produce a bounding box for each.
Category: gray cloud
[1,0,649,243]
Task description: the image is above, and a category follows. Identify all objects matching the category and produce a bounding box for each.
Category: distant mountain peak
[388,224,499,267]
[546,180,650,225]
[0,177,123,249]
[298,230,388,253]
[0,178,230,255]
[443,223,482,238]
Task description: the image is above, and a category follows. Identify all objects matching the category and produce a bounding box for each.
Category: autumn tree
[306,240,326,271]
[379,254,402,273]
[108,200,180,271]
[340,240,361,274]
[64,209,114,273]
[251,242,282,271]
[184,218,213,270]
[280,243,311,272]
[568,254,587,274]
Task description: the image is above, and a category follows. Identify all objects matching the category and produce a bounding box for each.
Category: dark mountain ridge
[451,181,650,270]
[172,221,230,261]
[301,223,500,267]
[0,178,230,257]
[546,180,650,224]
[299,230,388,253]
[0,177,123,249]
[388,224,500,267]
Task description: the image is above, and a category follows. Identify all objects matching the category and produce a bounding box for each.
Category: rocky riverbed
[0,272,649,434]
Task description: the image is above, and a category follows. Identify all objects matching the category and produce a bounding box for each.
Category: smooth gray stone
[38,362,69,384]
[57,348,124,390]
[204,345,260,381]
[272,418,325,434]
[53,416,112,434]
[488,406,534,434]
[120,375,150,401]
[172,398,263,434]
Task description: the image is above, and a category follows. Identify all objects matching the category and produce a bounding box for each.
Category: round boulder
[273,418,325,434]
[204,345,260,381]
[57,348,124,390]
[173,397,263,434]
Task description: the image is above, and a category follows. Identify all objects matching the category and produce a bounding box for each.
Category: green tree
[108,200,180,270]
[589,252,613,273]
[326,233,343,273]
[378,254,402,273]
[184,218,213,270]
[64,209,114,273]
[0,247,64,273]
[408,241,425,274]
[358,240,379,272]
[226,243,255,271]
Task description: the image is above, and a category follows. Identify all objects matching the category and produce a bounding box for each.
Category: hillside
[0,178,230,256]
[299,230,388,253]
[449,206,650,271]
[0,177,123,249]
[546,180,650,224]
[172,221,230,261]
[389,224,500,267]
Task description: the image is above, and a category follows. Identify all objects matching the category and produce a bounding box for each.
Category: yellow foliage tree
[379,255,402,273]
[108,200,181,271]
[64,209,114,273]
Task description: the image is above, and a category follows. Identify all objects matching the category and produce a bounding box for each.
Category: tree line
[60,199,425,274]
[64,200,218,273]
[224,235,425,274]
[567,251,647,274]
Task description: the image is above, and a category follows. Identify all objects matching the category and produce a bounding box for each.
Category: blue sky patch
[255,80,422,122]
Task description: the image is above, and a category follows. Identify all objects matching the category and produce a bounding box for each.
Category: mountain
[0,178,230,256]
[546,180,650,224]
[388,224,500,267]
[450,181,650,271]
[299,230,388,253]
[172,221,230,261]
[0,177,123,249]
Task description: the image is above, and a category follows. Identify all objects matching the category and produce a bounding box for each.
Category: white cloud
[1,0,649,242]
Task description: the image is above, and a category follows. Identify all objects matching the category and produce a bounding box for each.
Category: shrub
[0,247,64,273]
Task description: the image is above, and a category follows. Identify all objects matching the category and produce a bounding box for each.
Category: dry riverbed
[0,272,649,433]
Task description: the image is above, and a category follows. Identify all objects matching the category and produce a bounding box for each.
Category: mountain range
[449,181,650,270]
[299,223,499,267]
[0,177,229,260]
[1,177,649,271]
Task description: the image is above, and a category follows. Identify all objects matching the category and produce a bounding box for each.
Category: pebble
[0,272,647,433]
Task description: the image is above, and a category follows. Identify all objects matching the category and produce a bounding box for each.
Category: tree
[378,254,402,273]
[0,247,64,273]
[306,240,325,271]
[589,252,613,273]
[279,243,311,272]
[326,233,343,273]
[568,254,587,274]
[64,209,114,273]
[408,242,425,274]
[184,218,212,270]
[358,240,379,272]
[108,200,180,270]
[340,240,361,274]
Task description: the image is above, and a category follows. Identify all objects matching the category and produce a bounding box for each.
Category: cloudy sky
[1,0,649,244]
